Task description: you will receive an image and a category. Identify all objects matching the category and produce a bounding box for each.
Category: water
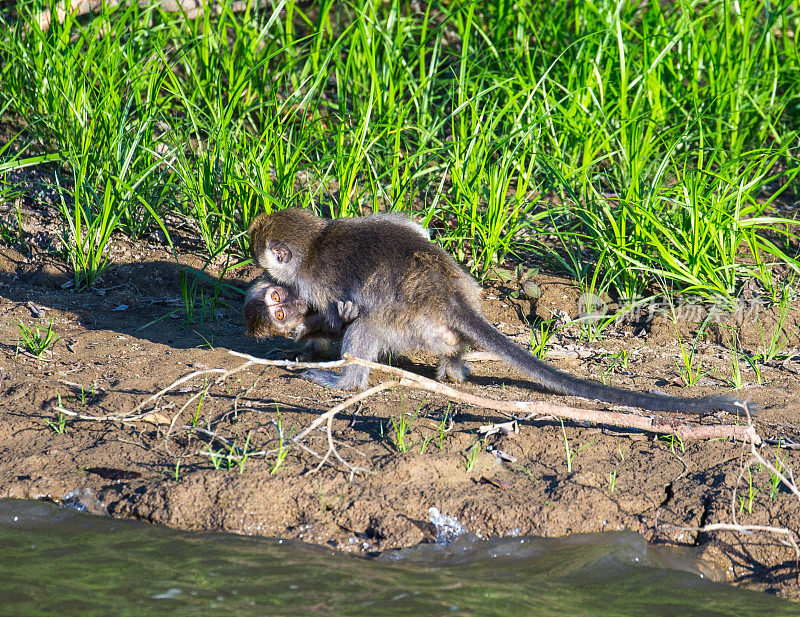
[0,499,795,617]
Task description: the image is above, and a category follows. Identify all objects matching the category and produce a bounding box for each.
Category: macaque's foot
[288,349,316,362]
[302,369,344,388]
[302,367,369,390]
[337,299,360,323]
[436,357,470,382]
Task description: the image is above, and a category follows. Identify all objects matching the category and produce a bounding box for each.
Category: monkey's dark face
[263,284,308,333]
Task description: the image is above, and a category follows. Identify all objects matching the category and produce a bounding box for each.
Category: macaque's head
[244,281,309,337]
[249,209,326,283]
[263,284,308,333]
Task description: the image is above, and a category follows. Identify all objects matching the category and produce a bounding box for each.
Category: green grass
[45,398,70,434]
[675,323,707,387]
[17,319,58,357]
[270,408,292,474]
[465,439,481,473]
[559,419,574,473]
[0,0,797,306]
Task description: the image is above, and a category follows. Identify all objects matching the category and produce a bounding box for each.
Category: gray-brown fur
[248,208,747,414]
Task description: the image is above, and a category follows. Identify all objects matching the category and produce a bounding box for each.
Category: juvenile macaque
[245,280,311,337]
[248,208,745,414]
[245,279,357,358]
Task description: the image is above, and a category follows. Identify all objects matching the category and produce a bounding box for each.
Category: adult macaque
[248,208,745,414]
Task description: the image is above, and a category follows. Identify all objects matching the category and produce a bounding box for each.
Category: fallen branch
[229,350,760,444]
[340,353,760,444]
[58,347,763,459]
[228,352,346,371]
[224,349,763,474]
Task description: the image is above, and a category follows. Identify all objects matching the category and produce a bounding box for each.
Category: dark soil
[1,205,800,600]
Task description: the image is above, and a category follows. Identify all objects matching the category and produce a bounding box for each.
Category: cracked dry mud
[1,234,799,600]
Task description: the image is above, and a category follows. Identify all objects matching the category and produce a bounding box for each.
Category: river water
[0,499,795,616]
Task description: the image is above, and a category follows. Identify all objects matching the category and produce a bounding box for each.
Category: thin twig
[662,521,800,555]
[663,520,800,585]
[292,381,395,442]
[228,351,346,370]
[661,403,800,586]
[295,382,395,478]
[130,368,231,415]
[53,405,164,424]
[743,406,800,501]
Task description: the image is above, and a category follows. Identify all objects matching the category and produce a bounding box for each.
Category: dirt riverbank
[1,219,799,600]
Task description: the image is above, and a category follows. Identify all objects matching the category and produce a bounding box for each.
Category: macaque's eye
[271,291,281,302]
[275,308,285,321]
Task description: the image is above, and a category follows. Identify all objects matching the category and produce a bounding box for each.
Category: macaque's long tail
[455,309,749,415]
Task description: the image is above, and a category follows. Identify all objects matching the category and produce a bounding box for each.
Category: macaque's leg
[302,318,381,390]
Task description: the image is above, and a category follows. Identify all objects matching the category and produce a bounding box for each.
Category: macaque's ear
[270,242,292,264]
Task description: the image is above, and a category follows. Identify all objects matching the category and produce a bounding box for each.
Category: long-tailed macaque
[248,208,745,414]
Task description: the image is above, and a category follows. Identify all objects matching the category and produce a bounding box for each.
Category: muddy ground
[1,206,800,601]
